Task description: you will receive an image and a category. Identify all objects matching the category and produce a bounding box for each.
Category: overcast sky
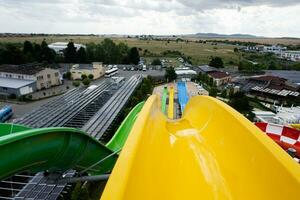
[0,0,299,37]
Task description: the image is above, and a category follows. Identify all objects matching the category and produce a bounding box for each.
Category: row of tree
[0,39,140,65]
[0,41,56,64]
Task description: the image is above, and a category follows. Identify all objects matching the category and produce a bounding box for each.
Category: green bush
[81,74,87,80]
[151,58,162,65]
[82,78,91,86]
[88,74,94,80]
[72,80,80,87]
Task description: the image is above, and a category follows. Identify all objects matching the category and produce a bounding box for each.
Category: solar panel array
[251,86,300,97]
[83,75,142,141]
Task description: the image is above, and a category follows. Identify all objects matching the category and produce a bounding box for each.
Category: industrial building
[175,69,197,81]
[70,62,105,80]
[48,42,86,55]
[253,106,300,125]
[280,51,300,62]
[197,65,231,87]
[0,77,36,97]
[0,63,62,96]
[207,71,231,87]
[242,75,299,104]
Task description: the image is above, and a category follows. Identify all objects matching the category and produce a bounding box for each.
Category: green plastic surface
[0,102,144,180]
[161,87,168,114]
[106,102,145,152]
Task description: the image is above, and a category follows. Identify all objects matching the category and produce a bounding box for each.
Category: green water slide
[106,102,144,152]
[161,86,168,114]
[0,102,144,181]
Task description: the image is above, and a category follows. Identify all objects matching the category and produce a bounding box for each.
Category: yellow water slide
[290,124,300,130]
[101,95,300,200]
[167,87,174,119]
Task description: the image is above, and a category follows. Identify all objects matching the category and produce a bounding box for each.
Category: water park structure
[0,81,299,199]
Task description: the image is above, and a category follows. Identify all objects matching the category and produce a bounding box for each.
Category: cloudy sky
[0,0,299,37]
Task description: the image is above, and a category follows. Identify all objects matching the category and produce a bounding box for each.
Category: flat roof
[0,77,35,89]
[175,70,197,75]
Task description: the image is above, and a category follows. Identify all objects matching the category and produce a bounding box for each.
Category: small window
[47,74,51,78]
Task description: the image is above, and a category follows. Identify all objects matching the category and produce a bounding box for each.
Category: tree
[151,58,162,65]
[64,42,77,63]
[82,78,91,86]
[72,81,80,87]
[229,92,251,112]
[23,41,34,54]
[81,74,87,80]
[220,90,227,98]
[5,44,25,64]
[209,57,224,68]
[64,71,72,80]
[127,47,140,65]
[268,61,277,70]
[77,47,87,63]
[164,67,177,82]
[234,47,239,53]
[88,74,94,80]
[40,40,56,63]
[209,87,218,97]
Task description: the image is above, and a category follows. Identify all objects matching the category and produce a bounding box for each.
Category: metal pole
[79,149,121,175]
[52,174,110,184]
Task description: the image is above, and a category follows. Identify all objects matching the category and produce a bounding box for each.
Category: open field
[0,36,240,65]
[1,35,299,65]
[183,36,300,45]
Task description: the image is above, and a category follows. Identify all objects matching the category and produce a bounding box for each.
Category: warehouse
[0,77,36,97]
[0,63,62,93]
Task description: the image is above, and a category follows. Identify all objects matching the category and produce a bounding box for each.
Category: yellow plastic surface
[290,124,300,130]
[101,95,300,200]
[167,87,174,119]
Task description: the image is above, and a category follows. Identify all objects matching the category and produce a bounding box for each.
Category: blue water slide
[177,82,189,112]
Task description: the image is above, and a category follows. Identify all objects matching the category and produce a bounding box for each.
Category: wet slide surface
[0,102,144,181]
[161,87,168,114]
[102,95,300,200]
[167,87,174,119]
[177,82,189,112]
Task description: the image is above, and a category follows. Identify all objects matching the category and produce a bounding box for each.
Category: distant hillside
[193,33,260,39]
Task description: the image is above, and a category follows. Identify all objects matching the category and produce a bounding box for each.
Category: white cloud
[0,0,299,37]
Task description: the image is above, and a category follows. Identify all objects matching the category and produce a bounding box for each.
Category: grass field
[0,36,240,65]
[1,35,299,66]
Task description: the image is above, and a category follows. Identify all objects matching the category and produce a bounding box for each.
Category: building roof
[198,65,217,73]
[71,64,94,70]
[249,75,298,91]
[250,75,287,83]
[0,63,46,75]
[0,77,35,89]
[175,70,197,75]
[207,71,230,79]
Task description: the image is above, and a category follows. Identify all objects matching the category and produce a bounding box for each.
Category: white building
[280,51,300,62]
[263,45,287,55]
[48,42,86,55]
[175,69,197,81]
[254,106,300,125]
